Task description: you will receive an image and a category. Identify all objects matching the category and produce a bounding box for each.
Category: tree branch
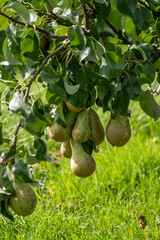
[138,0,160,18]
[0,11,67,39]
[9,41,70,154]
[87,4,131,44]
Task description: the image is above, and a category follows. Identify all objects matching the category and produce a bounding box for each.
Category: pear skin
[89,108,105,145]
[72,108,90,143]
[49,112,77,142]
[60,141,72,158]
[106,113,131,147]
[70,139,96,178]
[9,176,37,216]
[66,101,84,113]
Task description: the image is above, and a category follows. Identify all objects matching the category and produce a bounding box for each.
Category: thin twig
[0,11,67,39]
[10,121,21,151]
[138,0,160,18]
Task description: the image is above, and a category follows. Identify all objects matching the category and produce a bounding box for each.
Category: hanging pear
[89,108,105,145]
[72,108,90,143]
[49,112,77,142]
[9,176,37,216]
[60,141,72,158]
[70,139,96,178]
[106,113,131,147]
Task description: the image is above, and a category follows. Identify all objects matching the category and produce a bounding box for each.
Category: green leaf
[0,15,8,31]
[68,25,86,50]
[46,83,67,105]
[113,89,131,117]
[2,38,21,65]
[130,43,151,60]
[132,7,151,30]
[34,139,47,161]
[75,67,99,91]
[100,52,125,80]
[94,1,111,19]
[63,78,80,95]
[26,151,39,165]
[123,72,141,100]
[67,88,89,108]
[117,0,137,17]
[12,160,38,183]
[1,200,14,221]
[9,91,32,118]
[9,2,30,24]
[137,61,155,85]
[138,90,160,120]
[121,17,137,40]
[1,167,15,193]
[41,64,60,83]
[0,189,14,202]
[0,0,9,8]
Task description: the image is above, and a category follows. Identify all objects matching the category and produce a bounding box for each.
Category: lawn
[0,100,160,239]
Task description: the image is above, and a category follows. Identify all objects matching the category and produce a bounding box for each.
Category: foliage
[0,0,160,220]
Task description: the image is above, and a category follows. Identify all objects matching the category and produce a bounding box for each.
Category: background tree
[0,0,159,220]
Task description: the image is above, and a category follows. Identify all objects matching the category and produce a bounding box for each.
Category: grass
[0,99,160,239]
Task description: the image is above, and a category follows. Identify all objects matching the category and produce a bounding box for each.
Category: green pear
[49,112,77,142]
[60,141,72,158]
[9,176,37,216]
[89,108,105,145]
[72,108,90,143]
[106,113,131,147]
[70,139,96,178]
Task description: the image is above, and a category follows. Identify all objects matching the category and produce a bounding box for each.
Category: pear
[70,139,96,178]
[49,112,77,142]
[106,113,131,147]
[60,141,72,158]
[66,101,84,113]
[89,108,105,145]
[9,176,37,216]
[72,108,90,143]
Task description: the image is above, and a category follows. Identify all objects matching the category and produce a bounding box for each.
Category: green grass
[0,101,160,239]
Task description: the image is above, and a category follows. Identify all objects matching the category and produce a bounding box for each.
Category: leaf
[113,89,131,117]
[67,88,89,108]
[137,61,155,85]
[75,67,99,91]
[94,1,111,19]
[0,15,8,31]
[34,139,47,161]
[12,160,38,183]
[139,90,160,120]
[117,0,137,17]
[9,91,32,118]
[1,200,14,221]
[68,25,86,50]
[1,167,15,193]
[2,38,21,65]
[130,43,151,60]
[9,2,30,24]
[121,17,137,40]
[26,152,39,165]
[123,72,141,100]
[63,78,80,95]
[132,7,151,30]
[0,0,9,8]
[100,52,125,80]
[0,188,14,202]
[41,64,60,83]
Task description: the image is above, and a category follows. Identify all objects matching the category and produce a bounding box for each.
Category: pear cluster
[48,103,105,178]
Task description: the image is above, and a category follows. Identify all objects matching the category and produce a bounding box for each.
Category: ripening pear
[48,112,77,142]
[60,141,72,158]
[66,101,84,113]
[106,113,131,147]
[70,139,96,178]
[9,176,37,216]
[72,108,90,143]
[89,108,105,145]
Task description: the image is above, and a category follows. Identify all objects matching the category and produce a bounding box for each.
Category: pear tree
[0,0,160,220]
